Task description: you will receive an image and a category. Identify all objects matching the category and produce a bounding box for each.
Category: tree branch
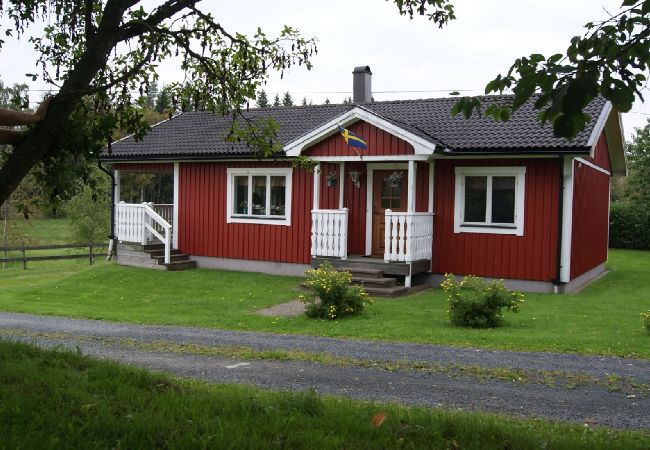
[0,0,135,204]
[117,0,198,42]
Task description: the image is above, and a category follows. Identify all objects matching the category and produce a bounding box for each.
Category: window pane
[270,176,286,216]
[492,176,516,223]
[252,176,267,215]
[234,176,248,214]
[464,176,487,222]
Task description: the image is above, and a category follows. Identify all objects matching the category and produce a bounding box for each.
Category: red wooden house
[103,66,626,294]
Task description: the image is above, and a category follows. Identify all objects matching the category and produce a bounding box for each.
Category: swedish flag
[337,125,368,150]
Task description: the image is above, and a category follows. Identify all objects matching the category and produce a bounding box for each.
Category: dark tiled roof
[105,103,353,159]
[104,95,607,160]
[365,95,606,152]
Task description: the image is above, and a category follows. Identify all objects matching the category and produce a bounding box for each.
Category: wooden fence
[0,243,108,269]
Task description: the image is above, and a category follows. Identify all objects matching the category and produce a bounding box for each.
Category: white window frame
[454,166,526,236]
[226,167,293,226]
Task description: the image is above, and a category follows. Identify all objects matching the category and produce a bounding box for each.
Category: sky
[1,0,648,139]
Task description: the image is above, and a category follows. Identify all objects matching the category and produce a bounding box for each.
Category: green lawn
[1,341,647,449]
[3,217,74,246]
[0,249,649,358]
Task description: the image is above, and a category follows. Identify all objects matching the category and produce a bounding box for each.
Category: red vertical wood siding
[178,161,312,264]
[113,163,173,171]
[319,162,340,209]
[431,158,559,281]
[415,162,429,212]
[570,161,610,279]
[305,121,415,157]
[588,133,612,172]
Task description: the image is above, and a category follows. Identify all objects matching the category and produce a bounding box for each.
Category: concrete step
[351,276,396,287]
[163,260,197,271]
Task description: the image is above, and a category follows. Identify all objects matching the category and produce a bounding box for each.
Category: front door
[372,170,408,256]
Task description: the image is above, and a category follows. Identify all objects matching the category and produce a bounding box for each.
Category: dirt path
[1,311,649,430]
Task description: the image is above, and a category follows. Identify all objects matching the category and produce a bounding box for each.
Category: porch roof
[102,95,608,161]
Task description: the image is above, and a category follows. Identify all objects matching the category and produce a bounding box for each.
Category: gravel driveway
[1,312,648,430]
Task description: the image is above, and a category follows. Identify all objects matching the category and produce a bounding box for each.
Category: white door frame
[364,162,410,255]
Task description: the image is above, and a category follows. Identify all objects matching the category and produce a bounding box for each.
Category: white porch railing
[384,210,434,262]
[153,204,173,226]
[311,208,349,259]
[115,202,173,264]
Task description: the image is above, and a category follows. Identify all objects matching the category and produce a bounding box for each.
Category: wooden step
[347,268,384,278]
[146,249,182,258]
[142,243,165,251]
[363,285,410,298]
[162,260,197,271]
[351,276,396,287]
[153,254,192,264]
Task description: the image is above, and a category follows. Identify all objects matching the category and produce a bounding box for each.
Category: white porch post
[114,169,120,204]
[338,161,345,209]
[406,160,417,288]
[407,160,416,213]
[313,163,321,210]
[560,158,574,283]
[173,163,179,249]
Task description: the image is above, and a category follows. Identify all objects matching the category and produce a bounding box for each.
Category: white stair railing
[384,210,434,262]
[311,208,349,259]
[115,202,173,264]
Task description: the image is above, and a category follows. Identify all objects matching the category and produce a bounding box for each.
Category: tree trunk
[0,0,132,205]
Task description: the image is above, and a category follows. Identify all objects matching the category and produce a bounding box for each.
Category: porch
[310,160,434,288]
[113,202,195,270]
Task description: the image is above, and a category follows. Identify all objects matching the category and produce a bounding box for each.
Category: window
[454,166,526,236]
[227,168,292,225]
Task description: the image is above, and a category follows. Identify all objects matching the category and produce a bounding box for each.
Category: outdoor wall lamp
[349,170,361,188]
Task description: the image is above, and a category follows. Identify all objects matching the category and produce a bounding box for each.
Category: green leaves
[0,0,321,203]
[391,0,456,27]
[451,96,481,119]
[454,0,650,139]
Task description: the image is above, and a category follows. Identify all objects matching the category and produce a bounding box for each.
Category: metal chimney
[352,66,372,103]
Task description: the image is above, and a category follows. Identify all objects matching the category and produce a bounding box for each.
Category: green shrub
[299,262,372,320]
[441,274,524,328]
[642,311,650,334]
[609,202,650,250]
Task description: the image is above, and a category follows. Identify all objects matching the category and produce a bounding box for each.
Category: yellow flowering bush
[441,274,524,328]
[299,262,373,320]
[642,311,650,334]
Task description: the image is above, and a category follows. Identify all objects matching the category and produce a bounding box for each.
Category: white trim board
[574,157,611,176]
[173,163,179,249]
[453,166,526,236]
[587,101,613,154]
[310,155,431,162]
[226,167,293,226]
[364,163,409,255]
[284,107,436,157]
[560,158,575,283]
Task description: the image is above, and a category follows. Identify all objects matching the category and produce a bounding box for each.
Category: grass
[24,217,74,244]
[0,249,649,358]
[1,340,648,449]
[1,217,107,270]
[2,217,74,246]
